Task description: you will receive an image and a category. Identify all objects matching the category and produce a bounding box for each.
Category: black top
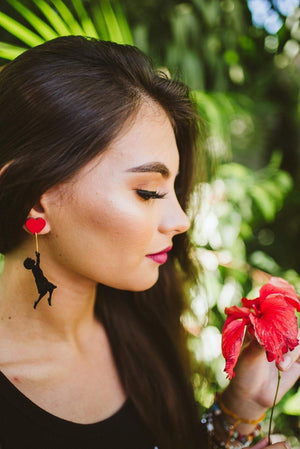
[0,371,157,449]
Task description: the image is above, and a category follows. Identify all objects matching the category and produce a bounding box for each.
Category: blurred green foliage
[0,0,299,443]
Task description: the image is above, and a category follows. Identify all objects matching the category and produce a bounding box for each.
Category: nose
[158,194,191,236]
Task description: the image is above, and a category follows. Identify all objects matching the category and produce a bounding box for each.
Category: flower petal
[222,318,247,379]
[241,297,260,313]
[285,295,300,312]
[260,277,299,304]
[249,293,299,363]
[224,305,251,320]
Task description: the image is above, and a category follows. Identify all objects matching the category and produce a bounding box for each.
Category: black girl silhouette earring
[23,217,57,309]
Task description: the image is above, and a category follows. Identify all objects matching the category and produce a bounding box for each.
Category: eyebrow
[125,162,179,179]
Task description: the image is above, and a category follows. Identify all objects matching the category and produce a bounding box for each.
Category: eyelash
[136,189,167,200]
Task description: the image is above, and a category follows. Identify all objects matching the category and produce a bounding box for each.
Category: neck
[0,243,99,346]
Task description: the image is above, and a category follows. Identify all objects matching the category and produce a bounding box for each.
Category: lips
[146,246,172,264]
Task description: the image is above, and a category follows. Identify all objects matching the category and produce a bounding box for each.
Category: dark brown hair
[0,36,204,449]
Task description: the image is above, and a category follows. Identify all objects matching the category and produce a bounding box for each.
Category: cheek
[55,191,156,264]
[47,189,161,290]
[89,194,154,245]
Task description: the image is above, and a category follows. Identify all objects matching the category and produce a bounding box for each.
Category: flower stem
[268,369,281,445]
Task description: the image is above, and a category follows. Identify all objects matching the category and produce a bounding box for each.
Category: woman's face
[43,102,190,291]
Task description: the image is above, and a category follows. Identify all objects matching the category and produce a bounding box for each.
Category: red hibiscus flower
[222,277,300,379]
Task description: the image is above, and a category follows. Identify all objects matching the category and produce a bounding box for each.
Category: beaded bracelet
[201,399,264,449]
[217,394,266,429]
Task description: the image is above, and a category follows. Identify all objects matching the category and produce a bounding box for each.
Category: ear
[23,195,51,235]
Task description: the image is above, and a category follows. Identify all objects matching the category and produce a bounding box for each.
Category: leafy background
[0,0,299,445]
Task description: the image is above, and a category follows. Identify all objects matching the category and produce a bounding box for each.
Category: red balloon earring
[24,217,57,309]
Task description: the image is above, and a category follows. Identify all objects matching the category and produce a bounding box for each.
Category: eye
[136,189,167,200]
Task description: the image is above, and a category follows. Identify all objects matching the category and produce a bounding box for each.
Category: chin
[131,282,158,292]
[98,267,160,292]
[120,272,160,292]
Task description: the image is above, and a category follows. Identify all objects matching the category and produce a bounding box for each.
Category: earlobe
[25,217,47,234]
[23,196,51,235]
[23,217,51,235]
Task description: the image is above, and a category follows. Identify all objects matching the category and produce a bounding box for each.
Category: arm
[35,251,40,265]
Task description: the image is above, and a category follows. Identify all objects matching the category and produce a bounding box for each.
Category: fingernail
[280,355,291,369]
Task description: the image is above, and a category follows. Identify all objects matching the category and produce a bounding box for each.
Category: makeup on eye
[127,165,180,200]
[136,189,167,200]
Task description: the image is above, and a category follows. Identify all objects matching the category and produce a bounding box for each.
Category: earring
[23,217,57,309]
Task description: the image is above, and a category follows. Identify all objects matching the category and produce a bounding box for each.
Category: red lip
[147,246,172,256]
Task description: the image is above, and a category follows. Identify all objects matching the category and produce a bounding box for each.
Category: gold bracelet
[218,394,266,426]
[202,400,264,449]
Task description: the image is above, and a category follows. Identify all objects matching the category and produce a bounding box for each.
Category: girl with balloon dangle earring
[23,217,57,309]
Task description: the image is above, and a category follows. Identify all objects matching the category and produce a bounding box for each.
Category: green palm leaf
[111,2,133,45]
[71,0,99,38]
[92,1,133,43]
[92,4,110,41]
[49,0,85,35]
[6,0,58,40]
[32,0,72,36]
[98,0,126,44]
[0,10,44,46]
[0,41,27,60]
[0,0,134,61]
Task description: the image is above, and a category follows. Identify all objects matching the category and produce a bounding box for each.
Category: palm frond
[0,41,27,60]
[6,0,58,40]
[112,2,133,45]
[91,3,110,41]
[32,0,72,36]
[0,0,134,62]
[0,10,44,46]
[98,1,126,44]
[109,2,134,45]
[71,0,99,38]
[49,0,85,35]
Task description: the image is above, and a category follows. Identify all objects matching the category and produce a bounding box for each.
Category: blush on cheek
[76,192,152,257]
[52,176,157,284]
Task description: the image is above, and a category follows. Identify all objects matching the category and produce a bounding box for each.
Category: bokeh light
[247,0,300,33]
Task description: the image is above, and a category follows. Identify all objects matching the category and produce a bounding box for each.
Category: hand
[221,329,300,433]
[226,329,300,409]
[251,437,291,449]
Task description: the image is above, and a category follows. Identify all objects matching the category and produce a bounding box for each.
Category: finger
[265,443,291,449]
[277,329,300,371]
[251,436,269,449]
[251,436,292,449]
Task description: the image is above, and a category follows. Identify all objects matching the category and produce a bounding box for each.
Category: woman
[0,36,299,449]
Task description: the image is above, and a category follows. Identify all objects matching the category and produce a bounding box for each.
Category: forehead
[98,101,179,174]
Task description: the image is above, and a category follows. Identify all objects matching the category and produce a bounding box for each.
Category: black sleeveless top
[0,371,158,449]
